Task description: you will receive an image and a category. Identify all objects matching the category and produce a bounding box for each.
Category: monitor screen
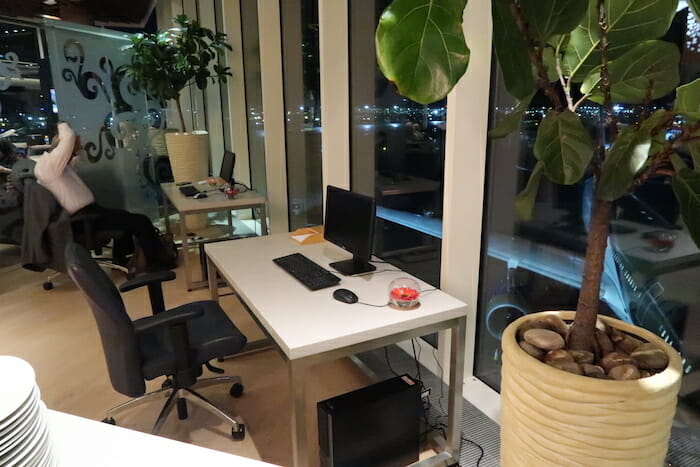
[220,150,236,184]
[324,185,376,275]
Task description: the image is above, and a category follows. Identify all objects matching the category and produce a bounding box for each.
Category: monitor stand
[329,257,376,276]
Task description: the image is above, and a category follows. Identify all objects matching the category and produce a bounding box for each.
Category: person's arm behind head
[36,122,77,181]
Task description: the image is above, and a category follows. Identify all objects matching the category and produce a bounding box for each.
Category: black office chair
[65,242,248,440]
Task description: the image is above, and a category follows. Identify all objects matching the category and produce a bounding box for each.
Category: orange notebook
[289,226,325,244]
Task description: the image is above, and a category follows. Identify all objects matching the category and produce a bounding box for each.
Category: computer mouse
[333,288,358,304]
[194,192,208,199]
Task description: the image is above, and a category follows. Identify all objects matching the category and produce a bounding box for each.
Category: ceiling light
[43,0,57,5]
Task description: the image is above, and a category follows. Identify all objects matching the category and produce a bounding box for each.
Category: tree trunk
[568,199,613,352]
[175,95,187,133]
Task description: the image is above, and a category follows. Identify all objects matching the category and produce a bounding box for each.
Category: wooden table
[160,183,268,290]
[205,234,467,467]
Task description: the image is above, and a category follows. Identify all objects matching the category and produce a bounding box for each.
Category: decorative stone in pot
[500,311,682,467]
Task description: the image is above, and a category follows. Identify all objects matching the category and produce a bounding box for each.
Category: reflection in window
[476,7,700,459]
[281,0,323,229]
[349,0,445,288]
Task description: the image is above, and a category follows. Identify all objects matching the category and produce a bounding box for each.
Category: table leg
[207,256,219,302]
[227,210,234,237]
[259,203,269,236]
[288,359,309,467]
[164,198,171,235]
[447,316,466,456]
[180,214,192,291]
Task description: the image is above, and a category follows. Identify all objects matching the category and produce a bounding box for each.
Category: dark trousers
[73,204,160,266]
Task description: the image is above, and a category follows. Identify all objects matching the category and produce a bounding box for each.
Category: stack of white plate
[0,357,55,467]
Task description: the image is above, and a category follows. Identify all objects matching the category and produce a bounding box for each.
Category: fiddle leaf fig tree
[123,14,232,133]
[376,0,700,352]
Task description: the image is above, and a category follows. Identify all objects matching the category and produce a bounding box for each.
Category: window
[348,0,445,288]
[475,7,700,435]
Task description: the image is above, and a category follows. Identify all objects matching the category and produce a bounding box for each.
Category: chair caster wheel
[232,424,245,440]
[102,417,116,425]
[229,383,244,398]
[42,282,54,291]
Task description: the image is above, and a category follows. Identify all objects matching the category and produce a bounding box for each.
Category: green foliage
[672,169,700,247]
[581,40,680,104]
[123,14,232,132]
[489,91,535,139]
[515,161,543,220]
[519,0,588,42]
[534,110,594,185]
[492,0,535,99]
[564,0,678,81]
[375,0,470,104]
[597,124,652,201]
[675,78,700,119]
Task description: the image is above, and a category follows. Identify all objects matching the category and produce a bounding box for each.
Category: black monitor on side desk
[324,185,377,276]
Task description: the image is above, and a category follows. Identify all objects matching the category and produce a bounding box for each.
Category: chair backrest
[64,242,146,397]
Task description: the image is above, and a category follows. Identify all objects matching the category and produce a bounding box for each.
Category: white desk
[205,234,467,467]
[160,182,268,290]
[48,410,279,466]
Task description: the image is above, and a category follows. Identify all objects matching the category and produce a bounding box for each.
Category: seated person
[0,139,22,210]
[34,122,169,272]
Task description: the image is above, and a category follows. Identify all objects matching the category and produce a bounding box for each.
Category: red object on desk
[390,287,419,301]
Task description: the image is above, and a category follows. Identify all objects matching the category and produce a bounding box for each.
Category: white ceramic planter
[500,311,682,467]
[165,132,210,230]
[164,132,210,183]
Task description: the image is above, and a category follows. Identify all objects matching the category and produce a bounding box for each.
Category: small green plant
[376,0,700,352]
[123,14,232,133]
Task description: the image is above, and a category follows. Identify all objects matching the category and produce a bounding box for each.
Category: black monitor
[324,185,376,276]
[220,150,236,185]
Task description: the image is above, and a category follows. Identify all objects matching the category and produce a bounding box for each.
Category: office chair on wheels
[65,242,248,440]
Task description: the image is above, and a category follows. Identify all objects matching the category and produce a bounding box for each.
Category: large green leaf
[687,142,700,172]
[597,124,652,201]
[519,0,588,41]
[675,78,700,119]
[515,161,544,220]
[581,40,680,104]
[492,0,535,99]
[671,169,700,248]
[489,91,535,139]
[534,110,595,185]
[563,0,678,82]
[691,0,700,21]
[375,0,470,104]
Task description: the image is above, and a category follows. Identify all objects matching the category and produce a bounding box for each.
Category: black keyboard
[179,185,200,197]
[273,253,340,291]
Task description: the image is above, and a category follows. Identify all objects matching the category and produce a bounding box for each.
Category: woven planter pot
[165,132,209,230]
[500,311,682,467]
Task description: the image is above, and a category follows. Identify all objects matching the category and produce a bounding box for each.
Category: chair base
[44,259,129,290]
[105,375,245,439]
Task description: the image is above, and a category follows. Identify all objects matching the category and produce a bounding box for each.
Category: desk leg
[288,359,309,467]
[259,204,269,235]
[180,214,192,291]
[227,210,234,237]
[164,198,171,235]
[207,256,219,302]
[447,316,466,456]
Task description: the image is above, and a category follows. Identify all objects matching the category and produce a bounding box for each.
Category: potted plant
[376,0,700,465]
[123,14,232,184]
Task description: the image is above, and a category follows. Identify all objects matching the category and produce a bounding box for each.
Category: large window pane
[281,0,322,230]
[475,6,700,448]
[348,0,445,287]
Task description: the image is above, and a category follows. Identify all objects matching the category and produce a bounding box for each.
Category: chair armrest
[132,307,204,334]
[120,270,176,315]
[119,270,177,292]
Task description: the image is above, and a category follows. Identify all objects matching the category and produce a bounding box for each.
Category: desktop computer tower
[317,374,421,467]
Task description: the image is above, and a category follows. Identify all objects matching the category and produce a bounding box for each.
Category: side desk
[205,234,467,467]
[160,183,268,290]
